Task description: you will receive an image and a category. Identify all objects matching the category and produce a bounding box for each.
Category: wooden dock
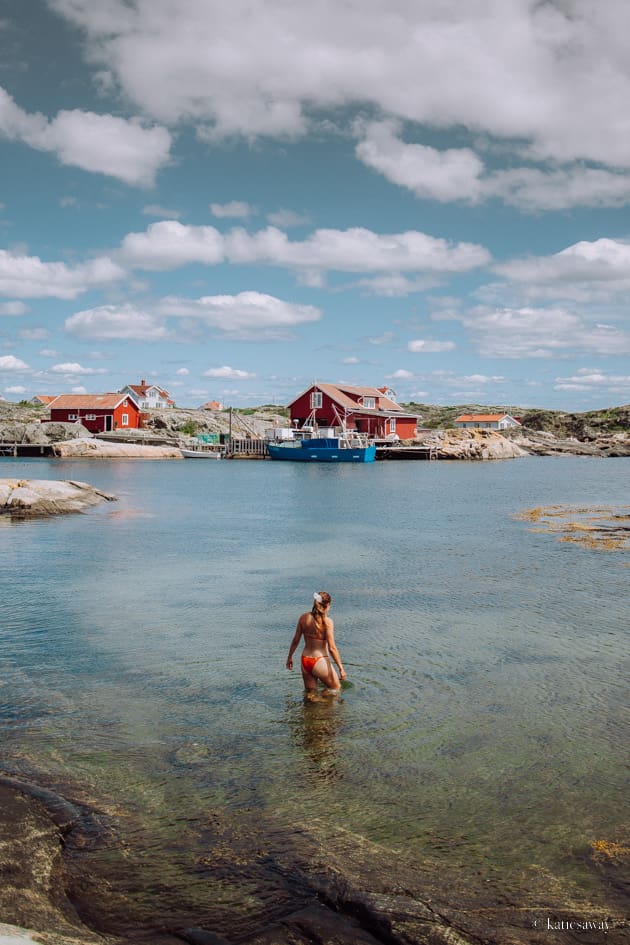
[0,443,55,457]
[376,445,437,460]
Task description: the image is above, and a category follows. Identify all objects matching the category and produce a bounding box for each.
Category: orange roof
[455,414,511,422]
[33,395,57,404]
[200,400,223,410]
[49,393,134,410]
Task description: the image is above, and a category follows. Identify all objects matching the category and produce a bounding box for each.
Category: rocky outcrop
[0,420,91,444]
[0,479,116,517]
[505,429,630,457]
[52,438,183,458]
[418,429,528,460]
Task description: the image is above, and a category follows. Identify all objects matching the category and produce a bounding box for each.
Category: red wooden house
[288,383,418,439]
[46,393,141,433]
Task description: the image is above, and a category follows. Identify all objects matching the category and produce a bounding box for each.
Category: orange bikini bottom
[301,654,327,674]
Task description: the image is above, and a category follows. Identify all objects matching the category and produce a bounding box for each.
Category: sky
[1,1,630,411]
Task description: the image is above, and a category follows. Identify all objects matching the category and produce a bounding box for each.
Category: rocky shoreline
[0,479,116,517]
[0,773,627,945]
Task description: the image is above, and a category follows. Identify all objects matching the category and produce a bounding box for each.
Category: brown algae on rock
[516,504,630,551]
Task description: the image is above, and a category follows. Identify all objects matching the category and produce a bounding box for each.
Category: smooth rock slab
[0,479,116,517]
[52,437,182,458]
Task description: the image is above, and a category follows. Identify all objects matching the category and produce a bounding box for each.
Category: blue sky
[2,1,630,410]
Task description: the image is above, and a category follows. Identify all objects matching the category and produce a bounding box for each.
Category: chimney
[141,378,146,386]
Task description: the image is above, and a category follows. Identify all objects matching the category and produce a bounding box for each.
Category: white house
[121,379,174,410]
[454,413,521,430]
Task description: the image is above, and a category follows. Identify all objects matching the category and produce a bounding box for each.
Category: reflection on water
[0,454,628,919]
[284,694,346,784]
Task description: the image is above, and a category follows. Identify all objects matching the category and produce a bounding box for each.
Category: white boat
[179,447,223,459]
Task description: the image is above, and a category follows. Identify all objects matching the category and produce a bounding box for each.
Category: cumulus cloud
[0,301,28,316]
[65,304,170,340]
[497,238,630,287]
[210,201,255,218]
[202,365,255,379]
[0,249,125,299]
[159,291,321,340]
[355,120,630,210]
[0,86,171,186]
[51,362,108,375]
[5,385,27,394]
[554,368,630,393]
[407,339,455,353]
[356,120,484,203]
[47,0,630,167]
[0,354,30,371]
[118,222,489,277]
[458,305,630,358]
[119,221,225,270]
[388,369,414,379]
[267,209,310,228]
[176,367,189,375]
[143,204,182,218]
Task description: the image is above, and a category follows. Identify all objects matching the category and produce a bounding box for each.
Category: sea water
[0,455,627,927]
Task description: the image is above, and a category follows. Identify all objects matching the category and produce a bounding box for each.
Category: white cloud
[341,356,359,364]
[45,0,630,168]
[159,291,321,340]
[0,301,28,316]
[389,369,414,379]
[355,120,630,210]
[71,386,88,394]
[210,201,255,219]
[0,249,125,299]
[176,367,189,375]
[408,339,455,353]
[119,221,224,270]
[352,273,441,297]
[0,86,171,186]
[143,204,182,218]
[224,226,490,274]
[554,369,630,394]
[5,385,27,394]
[267,208,310,228]
[40,348,59,358]
[51,362,108,375]
[65,304,170,340]
[202,365,255,379]
[118,222,489,276]
[356,119,484,203]
[458,305,630,358]
[496,238,630,286]
[0,354,30,372]
[19,328,49,341]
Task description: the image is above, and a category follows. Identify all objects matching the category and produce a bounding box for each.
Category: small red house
[288,383,418,439]
[46,393,141,433]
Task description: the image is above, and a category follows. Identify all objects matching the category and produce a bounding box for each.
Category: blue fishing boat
[267,435,376,463]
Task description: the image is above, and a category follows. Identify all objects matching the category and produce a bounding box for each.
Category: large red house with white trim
[288,383,418,439]
[46,393,141,433]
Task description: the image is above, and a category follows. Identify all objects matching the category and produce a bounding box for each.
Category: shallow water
[0,455,628,927]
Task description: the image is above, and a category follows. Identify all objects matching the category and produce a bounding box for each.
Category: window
[85,414,97,421]
[310,391,322,408]
[362,396,375,409]
[389,418,396,433]
[143,401,150,408]
[69,414,77,420]
[123,399,128,407]
[121,413,129,426]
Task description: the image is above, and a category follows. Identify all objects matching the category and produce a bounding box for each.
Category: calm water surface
[0,455,628,920]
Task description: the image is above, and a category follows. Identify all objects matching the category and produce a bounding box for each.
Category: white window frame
[389,418,396,433]
[69,414,77,420]
[362,396,375,409]
[310,390,322,408]
[121,413,129,426]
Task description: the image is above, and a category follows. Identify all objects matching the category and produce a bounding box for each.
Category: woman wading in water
[286,592,346,694]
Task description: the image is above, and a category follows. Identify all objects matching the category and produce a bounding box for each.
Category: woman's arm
[325,619,346,680]
[286,618,303,670]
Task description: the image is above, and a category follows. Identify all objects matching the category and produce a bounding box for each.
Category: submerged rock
[0,478,116,517]
[52,437,183,459]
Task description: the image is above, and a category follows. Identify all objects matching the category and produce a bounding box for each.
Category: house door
[105,415,113,431]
